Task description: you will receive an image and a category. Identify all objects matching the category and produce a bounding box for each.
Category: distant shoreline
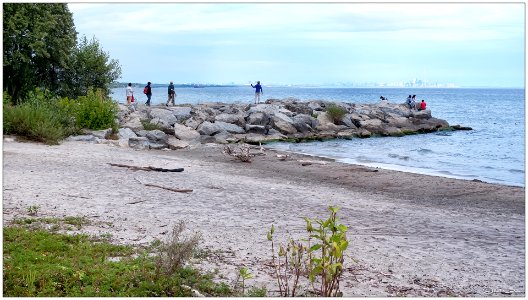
[110,82,524,89]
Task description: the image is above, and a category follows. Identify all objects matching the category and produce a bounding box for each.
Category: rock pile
[69,98,471,150]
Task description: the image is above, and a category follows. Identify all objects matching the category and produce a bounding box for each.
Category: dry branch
[133,178,193,193]
[109,163,184,172]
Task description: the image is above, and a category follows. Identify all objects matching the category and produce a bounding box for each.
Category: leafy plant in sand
[267,206,349,297]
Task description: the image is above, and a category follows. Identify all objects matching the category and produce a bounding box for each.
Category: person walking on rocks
[251,81,263,104]
[144,82,152,106]
[166,81,176,106]
[126,82,134,105]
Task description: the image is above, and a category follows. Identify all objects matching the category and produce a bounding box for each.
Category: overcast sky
[68,2,525,87]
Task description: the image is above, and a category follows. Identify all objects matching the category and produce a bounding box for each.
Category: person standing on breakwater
[251,81,263,104]
[166,81,176,106]
[144,82,152,106]
[126,83,134,105]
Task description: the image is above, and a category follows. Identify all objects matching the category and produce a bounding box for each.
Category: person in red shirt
[419,99,427,111]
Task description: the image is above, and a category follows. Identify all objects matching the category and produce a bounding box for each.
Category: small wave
[388,153,410,161]
[509,169,525,174]
[355,156,376,163]
[417,148,434,154]
[435,132,452,136]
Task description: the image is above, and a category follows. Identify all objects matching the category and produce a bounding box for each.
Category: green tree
[3,3,77,103]
[63,35,122,98]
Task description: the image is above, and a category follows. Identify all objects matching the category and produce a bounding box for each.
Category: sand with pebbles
[2,137,524,296]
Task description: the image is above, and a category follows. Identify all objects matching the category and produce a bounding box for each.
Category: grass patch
[325,104,347,124]
[140,119,164,131]
[3,225,233,297]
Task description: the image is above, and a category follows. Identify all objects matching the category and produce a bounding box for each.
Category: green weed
[325,104,348,124]
[3,226,232,297]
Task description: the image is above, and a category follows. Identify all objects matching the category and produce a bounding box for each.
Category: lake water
[111,86,525,187]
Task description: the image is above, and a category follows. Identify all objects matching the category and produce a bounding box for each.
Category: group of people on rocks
[125,80,264,106]
[126,80,426,110]
[125,81,176,106]
[406,95,427,110]
[379,94,427,110]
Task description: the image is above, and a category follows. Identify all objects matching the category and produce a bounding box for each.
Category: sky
[67,2,525,87]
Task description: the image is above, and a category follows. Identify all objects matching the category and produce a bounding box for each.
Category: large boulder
[148,108,178,125]
[149,117,173,133]
[215,121,245,134]
[271,113,297,135]
[246,112,271,125]
[284,102,313,115]
[215,113,246,127]
[118,127,137,140]
[144,130,168,149]
[197,121,223,136]
[173,123,201,141]
[169,106,193,122]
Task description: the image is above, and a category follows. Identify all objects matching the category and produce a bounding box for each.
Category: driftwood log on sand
[109,163,184,172]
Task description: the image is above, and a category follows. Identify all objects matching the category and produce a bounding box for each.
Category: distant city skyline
[69,3,524,88]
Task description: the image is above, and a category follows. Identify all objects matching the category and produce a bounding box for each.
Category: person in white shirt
[126,83,134,105]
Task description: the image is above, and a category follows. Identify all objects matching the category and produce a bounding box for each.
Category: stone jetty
[69,98,471,150]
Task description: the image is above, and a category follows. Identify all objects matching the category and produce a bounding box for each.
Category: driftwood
[133,178,193,193]
[298,159,328,166]
[109,163,184,172]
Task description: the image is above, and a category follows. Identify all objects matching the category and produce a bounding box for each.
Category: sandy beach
[2,137,525,296]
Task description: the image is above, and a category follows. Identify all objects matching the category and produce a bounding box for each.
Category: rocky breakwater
[101,98,470,150]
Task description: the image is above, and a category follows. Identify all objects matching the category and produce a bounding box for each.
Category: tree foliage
[3,3,122,104]
[63,35,122,98]
[3,3,77,102]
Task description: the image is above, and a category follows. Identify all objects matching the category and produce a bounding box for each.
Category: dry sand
[2,137,525,296]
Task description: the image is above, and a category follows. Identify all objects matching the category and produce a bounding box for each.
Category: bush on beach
[3,87,118,145]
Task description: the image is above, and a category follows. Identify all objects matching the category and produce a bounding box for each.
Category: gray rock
[146,129,168,142]
[199,135,217,144]
[173,123,201,141]
[246,112,270,125]
[150,117,173,133]
[271,114,298,135]
[66,135,97,142]
[170,106,192,122]
[118,127,138,140]
[215,113,246,126]
[129,137,149,150]
[148,108,177,125]
[167,136,191,150]
[215,121,245,134]
[245,124,267,134]
[184,117,203,130]
[197,121,223,136]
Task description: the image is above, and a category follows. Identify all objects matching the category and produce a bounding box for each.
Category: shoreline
[265,146,525,188]
[2,138,525,296]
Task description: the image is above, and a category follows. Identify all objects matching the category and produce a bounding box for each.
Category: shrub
[155,221,202,277]
[75,88,118,130]
[3,88,81,144]
[325,104,347,124]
